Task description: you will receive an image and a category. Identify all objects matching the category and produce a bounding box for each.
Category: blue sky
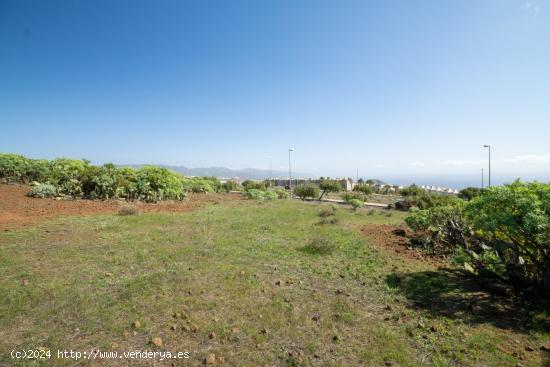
[1,0,549,187]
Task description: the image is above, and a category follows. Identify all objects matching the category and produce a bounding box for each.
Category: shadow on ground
[386,268,550,334]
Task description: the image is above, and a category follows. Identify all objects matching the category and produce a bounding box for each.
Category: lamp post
[288,148,294,198]
[483,145,491,187]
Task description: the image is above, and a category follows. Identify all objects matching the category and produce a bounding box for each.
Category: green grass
[0,199,547,366]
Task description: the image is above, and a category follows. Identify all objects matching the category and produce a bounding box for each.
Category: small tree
[318,179,341,200]
[293,184,320,201]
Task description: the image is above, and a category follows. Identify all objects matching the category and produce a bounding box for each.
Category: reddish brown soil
[0,184,243,231]
[361,223,442,266]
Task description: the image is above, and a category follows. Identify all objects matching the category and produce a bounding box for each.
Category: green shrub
[465,181,550,295]
[349,199,363,210]
[293,184,319,200]
[319,207,336,217]
[222,181,239,192]
[275,188,289,199]
[341,192,366,203]
[0,154,49,183]
[242,180,266,190]
[133,166,187,202]
[27,183,58,198]
[245,189,277,201]
[458,187,484,201]
[353,184,373,195]
[302,237,337,255]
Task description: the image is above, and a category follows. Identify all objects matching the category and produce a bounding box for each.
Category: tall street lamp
[288,148,294,198]
[483,145,491,187]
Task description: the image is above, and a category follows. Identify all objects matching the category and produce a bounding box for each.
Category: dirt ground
[0,184,243,231]
[361,223,444,267]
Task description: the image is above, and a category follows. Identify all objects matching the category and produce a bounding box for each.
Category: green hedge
[0,153,227,202]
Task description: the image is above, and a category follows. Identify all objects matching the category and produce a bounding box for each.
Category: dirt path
[0,184,243,231]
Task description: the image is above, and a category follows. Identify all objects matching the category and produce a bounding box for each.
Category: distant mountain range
[120,164,313,180]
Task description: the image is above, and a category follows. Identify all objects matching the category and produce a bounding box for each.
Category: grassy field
[0,199,548,366]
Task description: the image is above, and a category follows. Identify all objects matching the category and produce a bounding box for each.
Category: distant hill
[120,164,312,180]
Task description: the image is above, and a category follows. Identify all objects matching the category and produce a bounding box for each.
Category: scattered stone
[311,315,320,321]
[170,324,177,331]
[275,280,282,286]
[105,272,113,277]
[429,326,437,332]
[260,328,268,334]
[21,279,29,286]
[151,337,163,347]
[239,270,245,275]
[205,353,216,365]
[132,320,141,329]
[209,332,217,339]
[191,324,199,333]
[335,289,343,295]
[230,327,240,333]
[111,342,119,349]
[525,346,534,352]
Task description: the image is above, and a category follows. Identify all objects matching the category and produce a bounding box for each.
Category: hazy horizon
[2,0,549,187]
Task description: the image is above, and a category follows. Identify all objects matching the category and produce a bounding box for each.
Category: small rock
[111,342,119,349]
[151,337,163,347]
[170,324,177,331]
[21,279,29,286]
[311,315,320,321]
[105,272,113,277]
[332,335,340,342]
[205,353,216,365]
[132,320,141,329]
[260,328,268,334]
[335,289,343,295]
[239,270,245,275]
[230,327,240,333]
[275,280,282,286]
[191,324,199,333]
[429,326,437,332]
[525,346,534,352]
[209,332,216,339]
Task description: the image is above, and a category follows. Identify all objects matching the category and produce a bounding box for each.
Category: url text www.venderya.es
[11,349,191,361]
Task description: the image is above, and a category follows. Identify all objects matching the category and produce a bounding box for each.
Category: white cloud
[409,161,425,167]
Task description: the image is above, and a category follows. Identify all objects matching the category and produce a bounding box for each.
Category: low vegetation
[0,153,224,202]
[0,199,546,366]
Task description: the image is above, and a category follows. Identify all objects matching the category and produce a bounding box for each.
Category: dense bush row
[405,181,550,296]
[0,154,224,202]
